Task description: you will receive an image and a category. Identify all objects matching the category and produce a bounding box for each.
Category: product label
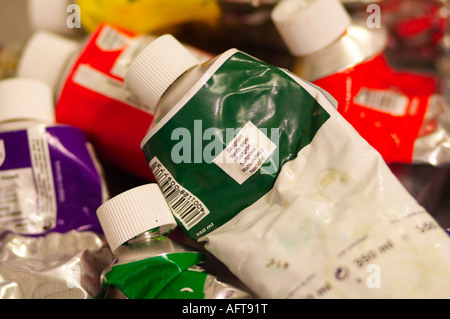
[213,121,278,185]
[141,50,330,240]
[353,87,410,116]
[313,53,437,164]
[0,125,105,235]
[150,157,210,231]
[0,126,56,233]
[0,168,39,233]
[73,64,144,110]
[0,140,5,166]
[95,24,129,52]
[27,125,57,225]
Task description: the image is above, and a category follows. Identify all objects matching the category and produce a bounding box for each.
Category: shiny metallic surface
[0,231,113,299]
[413,94,450,166]
[294,19,388,81]
[104,267,252,299]
[295,15,450,168]
[101,231,252,299]
[203,269,252,299]
[103,231,193,270]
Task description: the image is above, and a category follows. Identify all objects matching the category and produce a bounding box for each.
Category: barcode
[354,88,409,116]
[150,157,209,230]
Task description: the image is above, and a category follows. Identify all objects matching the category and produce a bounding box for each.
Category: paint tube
[0,78,111,298]
[0,78,107,235]
[0,230,112,298]
[97,183,251,299]
[16,24,212,180]
[271,0,450,167]
[76,0,221,34]
[124,34,450,298]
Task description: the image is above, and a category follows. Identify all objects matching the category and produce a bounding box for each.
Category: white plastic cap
[17,31,79,92]
[27,0,76,36]
[271,0,351,56]
[0,78,55,124]
[125,34,200,109]
[96,184,177,254]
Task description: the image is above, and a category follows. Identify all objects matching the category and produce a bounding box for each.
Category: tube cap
[17,31,79,92]
[125,34,200,109]
[96,184,177,254]
[271,0,351,56]
[0,78,55,124]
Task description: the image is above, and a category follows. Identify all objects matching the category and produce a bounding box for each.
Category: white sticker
[354,88,409,116]
[95,25,128,52]
[0,168,36,233]
[150,157,210,230]
[213,121,277,185]
[73,64,149,112]
[27,125,57,231]
[0,140,5,167]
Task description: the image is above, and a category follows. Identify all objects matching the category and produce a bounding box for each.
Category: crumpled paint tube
[0,78,108,235]
[17,24,212,180]
[0,230,112,299]
[271,0,450,167]
[0,78,112,298]
[125,34,450,299]
[271,0,450,223]
[96,183,251,299]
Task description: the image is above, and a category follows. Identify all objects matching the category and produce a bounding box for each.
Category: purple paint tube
[0,77,112,298]
[0,78,108,235]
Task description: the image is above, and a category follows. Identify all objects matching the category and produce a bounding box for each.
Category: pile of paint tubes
[1,0,450,299]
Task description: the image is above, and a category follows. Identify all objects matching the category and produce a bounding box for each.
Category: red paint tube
[272,0,450,166]
[16,24,212,180]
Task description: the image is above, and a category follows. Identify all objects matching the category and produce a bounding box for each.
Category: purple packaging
[0,126,106,234]
[0,78,112,299]
[0,78,108,236]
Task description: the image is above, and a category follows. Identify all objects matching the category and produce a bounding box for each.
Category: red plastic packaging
[313,53,438,164]
[55,25,156,180]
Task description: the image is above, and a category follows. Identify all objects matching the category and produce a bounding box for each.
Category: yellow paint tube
[76,0,221,34]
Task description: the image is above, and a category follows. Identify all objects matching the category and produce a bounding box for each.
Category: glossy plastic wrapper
[127,36,450,298]
[0,230,112,298]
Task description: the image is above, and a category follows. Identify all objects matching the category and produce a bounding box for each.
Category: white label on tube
[0,168,37,233]
[27,125,57,231]
[213,121,277,185]
[95,25,128,52]
[150,157,210,230]
[73,64,150,113]
[354,88,409,116]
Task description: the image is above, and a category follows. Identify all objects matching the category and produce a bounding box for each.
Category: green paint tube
[96,183,250,299]
[124,34,450,299]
